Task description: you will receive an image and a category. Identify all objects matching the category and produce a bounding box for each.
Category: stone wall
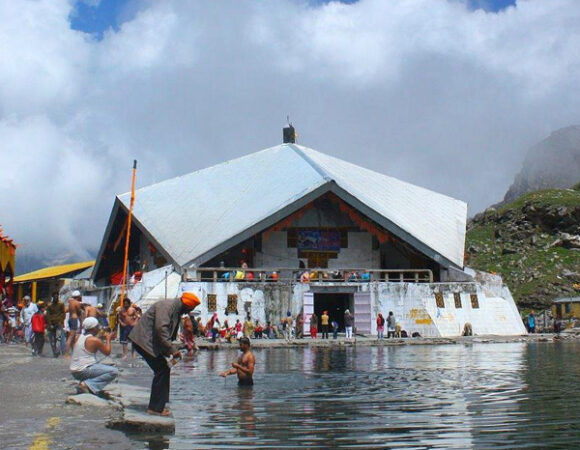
[257,231,380,269]
[177,278,526,337]
[256,231,297,268]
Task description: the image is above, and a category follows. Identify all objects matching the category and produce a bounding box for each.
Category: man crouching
[70,317,118,395]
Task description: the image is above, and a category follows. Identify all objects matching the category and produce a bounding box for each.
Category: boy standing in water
[220,337,255,386]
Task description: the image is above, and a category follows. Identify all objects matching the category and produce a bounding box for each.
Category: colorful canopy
[14,261,94,283]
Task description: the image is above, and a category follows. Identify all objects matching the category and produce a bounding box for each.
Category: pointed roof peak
[287,144,333,182]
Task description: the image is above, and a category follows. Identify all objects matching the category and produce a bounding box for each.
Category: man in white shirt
[70,317,118,395]
[20,296,38,348]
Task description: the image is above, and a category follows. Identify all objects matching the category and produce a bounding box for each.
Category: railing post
[414,272,419,283]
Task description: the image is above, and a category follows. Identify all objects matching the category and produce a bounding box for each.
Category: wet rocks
[66,381,176,434]
[66,393,121,410]
[107,408,175,433]
[105,384,150,408]
[104,383,176,433]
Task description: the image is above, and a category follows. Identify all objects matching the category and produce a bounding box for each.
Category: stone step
[107,407,175,433]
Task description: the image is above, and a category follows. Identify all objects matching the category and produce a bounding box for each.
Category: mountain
[14,250,93,275]
[467,185,580,311]
[503,126,580,204]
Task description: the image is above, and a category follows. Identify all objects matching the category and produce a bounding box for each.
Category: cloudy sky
[2,0,579,270]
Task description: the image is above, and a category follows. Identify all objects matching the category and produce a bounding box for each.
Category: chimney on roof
[283,118,296,144]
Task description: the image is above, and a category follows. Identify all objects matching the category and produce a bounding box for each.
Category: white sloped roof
[299,146,467,267]
[116,144,467,269]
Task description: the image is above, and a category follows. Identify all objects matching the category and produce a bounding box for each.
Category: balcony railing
[184,267,434,283]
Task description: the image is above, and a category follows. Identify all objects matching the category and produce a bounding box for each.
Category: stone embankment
[194,333,580,349]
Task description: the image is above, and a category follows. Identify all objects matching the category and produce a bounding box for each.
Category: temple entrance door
[303,292,314,336]
[354,292,372,335]
[314,293,351,331]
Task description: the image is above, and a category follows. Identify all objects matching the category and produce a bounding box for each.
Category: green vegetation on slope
[466,188,580,310]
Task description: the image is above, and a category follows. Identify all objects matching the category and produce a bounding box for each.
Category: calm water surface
[126,342,580,449]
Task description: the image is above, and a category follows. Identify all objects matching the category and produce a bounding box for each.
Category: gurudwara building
[92,135,525,337]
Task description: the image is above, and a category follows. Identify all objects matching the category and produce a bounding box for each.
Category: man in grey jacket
[129,292,200,416]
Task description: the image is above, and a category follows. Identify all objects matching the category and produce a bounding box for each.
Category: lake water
[125,342,580,449]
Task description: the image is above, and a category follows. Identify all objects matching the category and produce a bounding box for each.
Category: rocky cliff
[467,186,580,310]
[503,126,580,204]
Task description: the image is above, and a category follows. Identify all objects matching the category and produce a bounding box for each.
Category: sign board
[297,230,341,251]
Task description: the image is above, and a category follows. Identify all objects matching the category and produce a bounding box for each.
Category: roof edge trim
[117,202,180,274]
[92,199,121,282]
[93,198,179,283]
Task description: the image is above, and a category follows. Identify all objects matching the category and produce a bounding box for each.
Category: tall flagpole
[120,160,137,304]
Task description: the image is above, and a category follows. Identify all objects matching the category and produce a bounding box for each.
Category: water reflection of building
[91,129,525,337]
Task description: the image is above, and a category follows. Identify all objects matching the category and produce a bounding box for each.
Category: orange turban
[181,292,201,309]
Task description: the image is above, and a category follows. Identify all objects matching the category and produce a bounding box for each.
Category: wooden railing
[184,267,434,283]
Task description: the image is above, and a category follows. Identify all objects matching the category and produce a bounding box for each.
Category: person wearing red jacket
[31,302,47,356]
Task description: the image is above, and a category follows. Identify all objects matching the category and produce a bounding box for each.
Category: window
[435,292,445,308]
[565,303,571,314]
[287,229,298,248]
[470,294,479,309]
[454,293,462,308]
[340,230,348,248]
[227,294,238,314]
[207,294,217,312]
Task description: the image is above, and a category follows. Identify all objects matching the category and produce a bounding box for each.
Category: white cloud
[2,0,580,269]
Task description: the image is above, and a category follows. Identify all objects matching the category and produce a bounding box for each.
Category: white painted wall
[373,283,526,337]
[137,272,526,337]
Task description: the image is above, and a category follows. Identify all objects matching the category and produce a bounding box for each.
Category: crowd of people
[2,291,407,361]
[194,308,405,343]
[0,290,145,357]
